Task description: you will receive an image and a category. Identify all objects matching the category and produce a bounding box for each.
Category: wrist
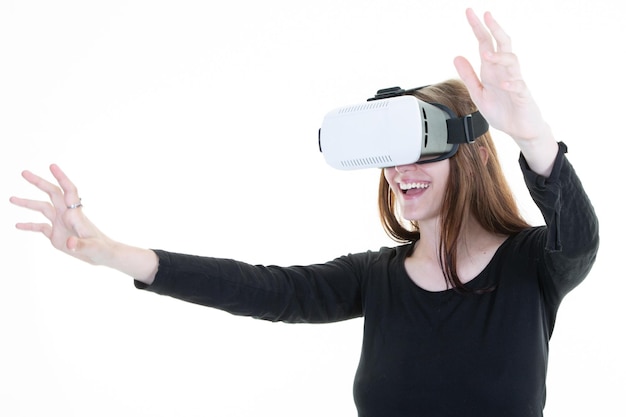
[516,126,559,177]
[511,119,553,144]
[108,241,158,285]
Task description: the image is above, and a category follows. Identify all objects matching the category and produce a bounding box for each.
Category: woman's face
[383,159,451,223]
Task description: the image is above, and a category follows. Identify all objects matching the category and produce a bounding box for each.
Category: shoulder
[342,243,414,264]
[329,244,414,281]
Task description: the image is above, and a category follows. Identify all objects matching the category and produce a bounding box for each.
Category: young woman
[10,9,599,417]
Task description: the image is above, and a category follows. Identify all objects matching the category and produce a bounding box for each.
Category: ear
[478,146,489,166]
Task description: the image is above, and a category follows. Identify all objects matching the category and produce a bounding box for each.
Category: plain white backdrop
[1,0,623,416]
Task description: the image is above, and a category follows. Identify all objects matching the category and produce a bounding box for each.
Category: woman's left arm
[454,8,559,177]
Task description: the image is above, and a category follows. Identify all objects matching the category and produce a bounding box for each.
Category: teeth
[399,182,429,191]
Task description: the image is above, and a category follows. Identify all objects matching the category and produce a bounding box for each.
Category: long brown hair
[378,79,530,292]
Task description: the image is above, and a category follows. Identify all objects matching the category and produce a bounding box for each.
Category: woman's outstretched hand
[454,8,558,176]
[10,164,158,284]
[11,164,113,264]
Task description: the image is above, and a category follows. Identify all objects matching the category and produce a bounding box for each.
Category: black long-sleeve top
[136,142,599,416]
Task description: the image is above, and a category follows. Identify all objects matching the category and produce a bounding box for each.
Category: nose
[395,164,417,174]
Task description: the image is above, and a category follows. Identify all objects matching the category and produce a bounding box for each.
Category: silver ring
[67,199,83,209]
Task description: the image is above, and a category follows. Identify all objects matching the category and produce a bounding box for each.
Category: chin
[400,208,437,224]
[400,211,422,222]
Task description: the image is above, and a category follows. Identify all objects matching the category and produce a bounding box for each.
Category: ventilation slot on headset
[338,100,390,114]
[340,155,393,168]
[422,107,428,147]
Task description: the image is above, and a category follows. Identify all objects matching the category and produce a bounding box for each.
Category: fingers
[20,169,66,209]
[11,194,56,239]
[465,8,512,56]
[15,222,53,239]
[13,165,100,263]
[10,196,56,221]
[49,164,82,210]
[12,164,83,241]
[465,8,495,57]
[16,164,82,212]
[484,11,512,54]
[463,9,524,92]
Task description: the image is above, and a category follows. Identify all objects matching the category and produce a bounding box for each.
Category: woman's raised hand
[10,164,115,266]
[453,8,558,176]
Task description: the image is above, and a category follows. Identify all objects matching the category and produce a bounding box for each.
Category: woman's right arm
[11,164,366,323]
[10,164,158,286]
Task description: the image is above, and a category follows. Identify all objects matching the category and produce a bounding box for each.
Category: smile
[399,182,430,193]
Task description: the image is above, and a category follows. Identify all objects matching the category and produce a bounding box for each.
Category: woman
[10,9,599,417]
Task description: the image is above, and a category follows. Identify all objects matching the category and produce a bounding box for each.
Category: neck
[405,216,508,292]
[411,215,506,278]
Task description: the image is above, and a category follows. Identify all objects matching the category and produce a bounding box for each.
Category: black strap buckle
[367,85,430,101]
[463,114,475,144]
[367,87,406,101]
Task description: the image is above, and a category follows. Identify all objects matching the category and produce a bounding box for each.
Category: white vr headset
[318,86,489,170]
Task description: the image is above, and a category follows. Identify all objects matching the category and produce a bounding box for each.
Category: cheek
[383,168,395,185]
[383,169,400,195]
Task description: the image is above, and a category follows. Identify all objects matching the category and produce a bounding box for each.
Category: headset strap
[446,110,489,144]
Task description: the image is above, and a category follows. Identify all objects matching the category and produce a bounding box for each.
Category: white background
[1,0,623,416]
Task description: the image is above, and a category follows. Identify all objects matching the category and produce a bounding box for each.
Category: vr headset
[318,86,489,170]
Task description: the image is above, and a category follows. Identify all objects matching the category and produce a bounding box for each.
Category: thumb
[66,235,81,252]
[66,235,100,265]
[453,56,483,100]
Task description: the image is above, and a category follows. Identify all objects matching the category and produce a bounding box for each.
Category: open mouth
[399,182,430,194]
